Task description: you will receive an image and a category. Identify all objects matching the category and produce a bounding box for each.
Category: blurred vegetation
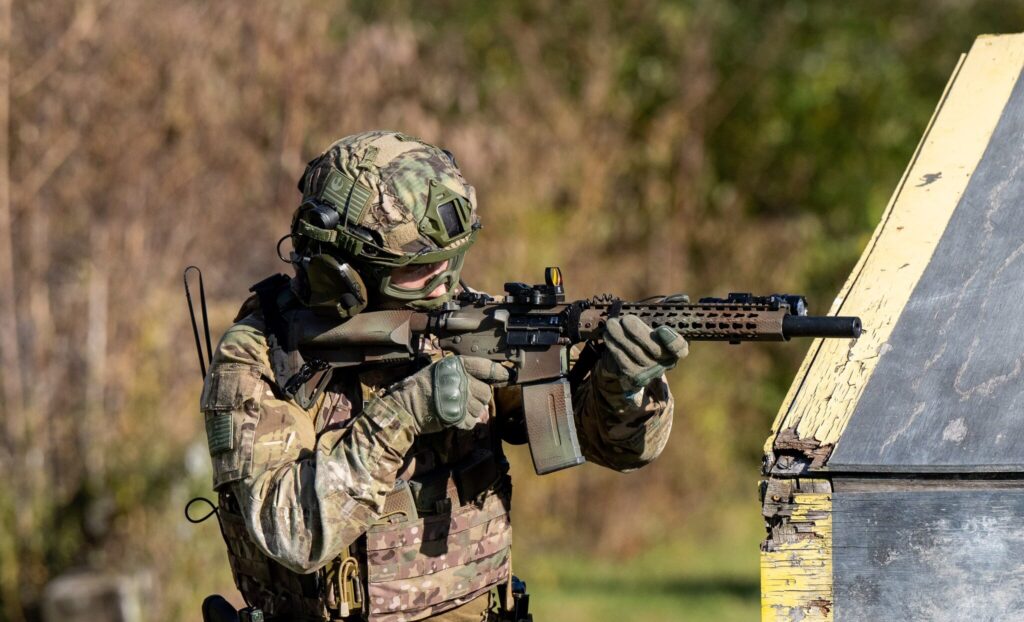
[1,1,1022,620]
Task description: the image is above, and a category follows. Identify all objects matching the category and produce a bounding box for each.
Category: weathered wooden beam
[760,478,833,622]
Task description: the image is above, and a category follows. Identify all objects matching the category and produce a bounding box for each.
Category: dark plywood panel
[834,489,1024,621]
[830,67,1024,471]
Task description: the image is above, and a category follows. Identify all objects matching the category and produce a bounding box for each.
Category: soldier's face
[390,260,450,298]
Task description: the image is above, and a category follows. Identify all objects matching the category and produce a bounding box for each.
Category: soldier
[200,131,687,622]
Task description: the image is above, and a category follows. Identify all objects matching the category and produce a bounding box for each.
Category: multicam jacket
[201,298,675,622]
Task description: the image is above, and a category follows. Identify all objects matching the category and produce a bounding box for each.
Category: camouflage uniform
[201,132,677,622]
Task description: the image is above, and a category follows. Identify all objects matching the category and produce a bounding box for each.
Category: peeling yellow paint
[761,486,833,621]
[765,34,1024,456]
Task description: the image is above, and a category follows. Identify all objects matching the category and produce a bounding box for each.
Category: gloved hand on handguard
[600,315,689,393]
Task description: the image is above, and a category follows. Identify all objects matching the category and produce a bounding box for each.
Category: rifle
[288,267,862,475]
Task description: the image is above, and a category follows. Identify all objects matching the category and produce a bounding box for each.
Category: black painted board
[834,489,1024,621]
[829,68,1024,471]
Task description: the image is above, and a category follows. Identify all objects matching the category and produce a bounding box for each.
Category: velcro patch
[205,412,234,455]
[321,169,373,225]
[385,222,421,248]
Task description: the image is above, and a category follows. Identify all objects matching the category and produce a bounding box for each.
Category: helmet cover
[291,131,481,308]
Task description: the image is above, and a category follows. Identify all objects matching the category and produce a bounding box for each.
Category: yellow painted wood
[765,34,1024,454]
[761,486,833,621]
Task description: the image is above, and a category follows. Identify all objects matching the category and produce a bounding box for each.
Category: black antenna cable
[183,266,213,379]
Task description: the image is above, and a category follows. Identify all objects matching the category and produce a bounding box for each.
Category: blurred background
[2,1,1022,620]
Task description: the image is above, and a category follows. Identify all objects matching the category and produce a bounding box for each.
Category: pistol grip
[521,379,585,475]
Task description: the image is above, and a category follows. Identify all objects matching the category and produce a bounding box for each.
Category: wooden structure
[761,33,1024,621]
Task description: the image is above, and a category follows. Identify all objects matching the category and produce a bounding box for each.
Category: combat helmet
[289,131,480,317]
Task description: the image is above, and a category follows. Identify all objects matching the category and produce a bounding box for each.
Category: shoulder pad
[213,317,272,371]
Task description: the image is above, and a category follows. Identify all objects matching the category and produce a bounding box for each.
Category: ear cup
[305,255,368,319]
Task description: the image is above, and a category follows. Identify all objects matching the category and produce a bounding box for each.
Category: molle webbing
[364,485,512,621]
[399,450,503,516]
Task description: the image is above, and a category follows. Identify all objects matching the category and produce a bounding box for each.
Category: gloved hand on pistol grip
[600,314,689,393]
[384,355,511,434]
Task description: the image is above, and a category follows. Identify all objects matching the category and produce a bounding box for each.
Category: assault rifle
[288,267,862,475]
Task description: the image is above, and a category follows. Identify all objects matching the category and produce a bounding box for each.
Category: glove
[600,314,688,393]
[384,355,511,434]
